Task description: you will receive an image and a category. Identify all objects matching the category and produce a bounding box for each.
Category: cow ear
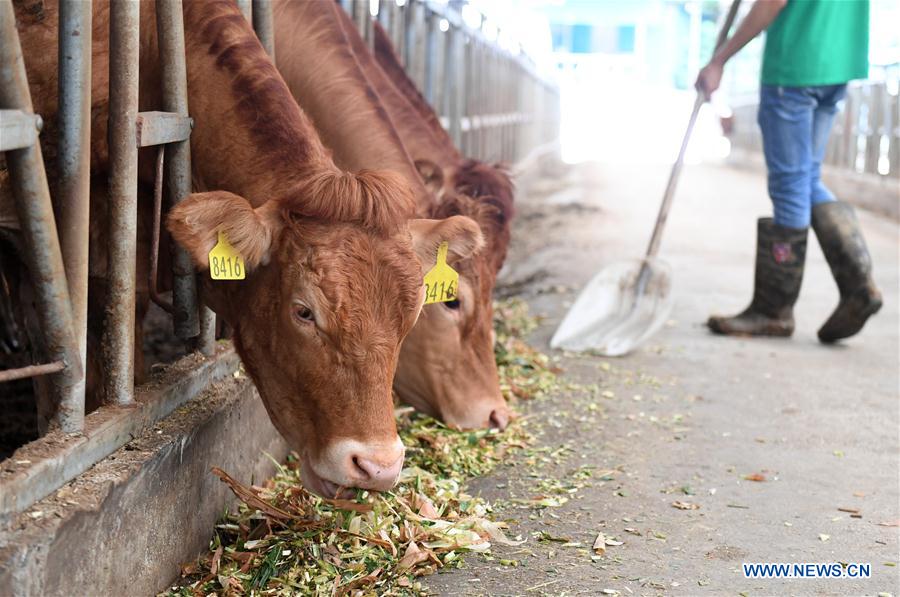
[408,216,484,269]
[166,191,282,271]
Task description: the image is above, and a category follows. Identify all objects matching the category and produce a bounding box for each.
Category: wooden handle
[644,0,742,260]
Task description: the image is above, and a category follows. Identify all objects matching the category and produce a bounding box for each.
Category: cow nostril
[351,455,370,479]
[489,408,510,430]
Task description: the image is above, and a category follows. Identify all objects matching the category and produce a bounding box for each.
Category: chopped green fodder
[163,299,558,596]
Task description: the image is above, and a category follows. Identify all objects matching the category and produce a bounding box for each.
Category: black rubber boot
[811,201,882,343]
[708,218,807,337]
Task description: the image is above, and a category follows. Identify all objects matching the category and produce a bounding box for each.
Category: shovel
[550,0,742,356]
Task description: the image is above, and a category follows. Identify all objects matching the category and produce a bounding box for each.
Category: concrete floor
[425,162,900,596]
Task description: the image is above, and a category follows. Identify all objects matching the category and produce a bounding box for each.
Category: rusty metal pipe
[149,146,173,314]
[103,0,140,406]
[252,0,275,59]
[57,0,91,409]
[0,361,66,384]
[156,0,201,343]
[198,302,216,357]
[0,0,84,431]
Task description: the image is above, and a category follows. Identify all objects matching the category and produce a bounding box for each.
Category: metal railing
[730,78,900,180]
[0,0,84,432]
[344,0,561,165]
[0,0,276,517]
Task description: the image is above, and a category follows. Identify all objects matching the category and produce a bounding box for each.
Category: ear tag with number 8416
[423,242,458,305]
[209,230,245,280]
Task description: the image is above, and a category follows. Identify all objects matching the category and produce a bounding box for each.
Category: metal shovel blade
[550,258,674,356]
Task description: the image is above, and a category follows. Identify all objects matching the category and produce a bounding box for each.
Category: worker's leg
[758,85,816,228]
[809,84,846,205]
[807,84,882,343]
[708,85,811,338]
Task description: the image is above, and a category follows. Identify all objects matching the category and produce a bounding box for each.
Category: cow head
[167,169,482,497]
[394,161,515,430]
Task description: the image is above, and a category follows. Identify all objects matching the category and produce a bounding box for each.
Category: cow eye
[293,303,315,323]
[443,299,461,311]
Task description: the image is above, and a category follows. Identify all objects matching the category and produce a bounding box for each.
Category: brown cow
[8,0,483,496]
[271,0,511,430]
[333,10,515,428]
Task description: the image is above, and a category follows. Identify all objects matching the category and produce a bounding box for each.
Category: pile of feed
[165,299,558,596]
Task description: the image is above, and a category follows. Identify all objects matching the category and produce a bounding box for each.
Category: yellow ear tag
[208,231,246,280]
[423,241,458,305]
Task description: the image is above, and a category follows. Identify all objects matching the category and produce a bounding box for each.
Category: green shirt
[762,0,869,86]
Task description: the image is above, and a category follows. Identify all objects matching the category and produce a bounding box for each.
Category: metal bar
[103,0,140,406]
[444,26,460,146]
[252,0,275,59]
[351,0,363,32]
[402,0,418,73]
[423,9,436,104]
[844,88,859,170]
[198,301,216,357]
[56,0,91,424]
[364,0,375,50]
[351,0,370,45]
[235,0,252,24]
[0,0,84,432]
[490,48,498,159]
[0,109,42,151]
[0,361,66,384]
[889,90,899,179]
[506,57,514,160]
[135,111,192,147]
[57,0,93,414]
[377,0,389,27]
[864,83,884,175]
[395,2,406,58]
[411,2,426,90]
[156,0,202,344]
[0,348,240,517]
[149,147,173,314]
[459,36,474,158]
[474,41,481,151]
[477,40,486,159]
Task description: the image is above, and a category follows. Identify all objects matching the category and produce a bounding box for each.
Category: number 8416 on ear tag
[423,242,458,305]
[209,231,246,280]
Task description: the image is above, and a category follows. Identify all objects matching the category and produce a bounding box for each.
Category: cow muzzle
[302,437,405,497]
[443,399,511,431]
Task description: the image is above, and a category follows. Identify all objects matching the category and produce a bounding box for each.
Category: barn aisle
[425,160,900,596]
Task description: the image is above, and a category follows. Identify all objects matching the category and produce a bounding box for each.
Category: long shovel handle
[643,0,743,261]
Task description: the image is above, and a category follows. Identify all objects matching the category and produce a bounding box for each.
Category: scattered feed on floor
[163,299,562,596]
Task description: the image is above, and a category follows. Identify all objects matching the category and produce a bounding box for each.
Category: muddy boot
[811,201,882,343]
[708,218,807,337]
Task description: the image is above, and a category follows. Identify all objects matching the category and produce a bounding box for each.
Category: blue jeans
[757,84,847,229]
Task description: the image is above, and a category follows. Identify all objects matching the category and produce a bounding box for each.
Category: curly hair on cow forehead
[434,162,514,234]
[277,168,417,236]
[452,159,514,212]
[429,161,515,276]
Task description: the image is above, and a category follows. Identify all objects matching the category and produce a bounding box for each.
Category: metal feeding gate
[0,0,275,517]
[353,0,562,165]
[0,0,559,518]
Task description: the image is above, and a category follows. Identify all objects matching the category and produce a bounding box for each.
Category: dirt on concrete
[424,161,900,596]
